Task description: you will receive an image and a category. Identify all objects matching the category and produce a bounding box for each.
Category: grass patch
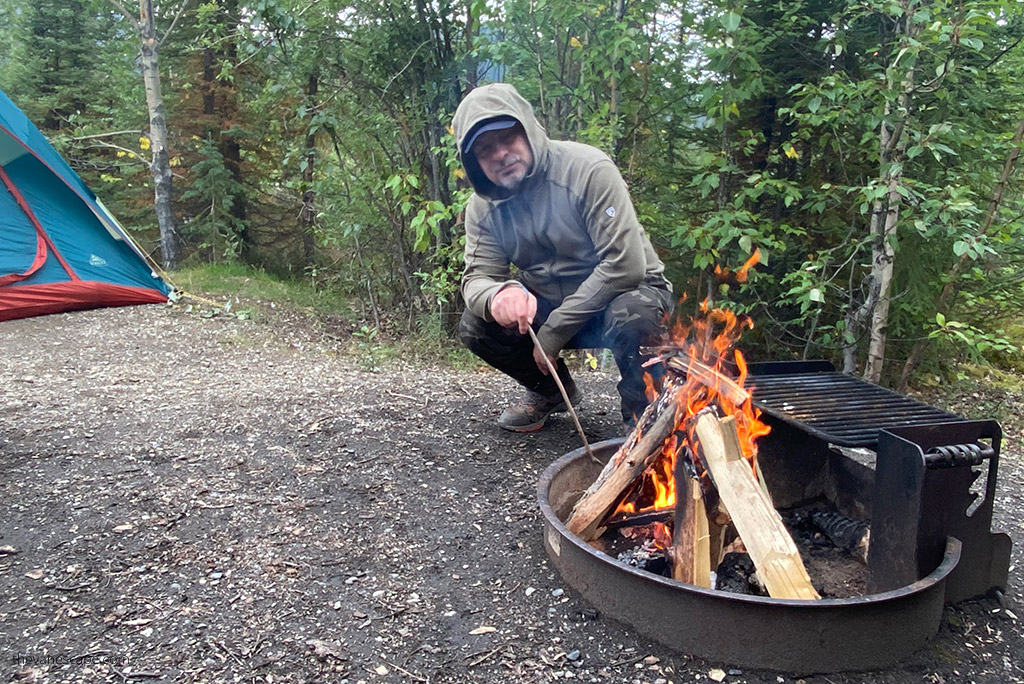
[168,263,354,316]
[166,263,476,366]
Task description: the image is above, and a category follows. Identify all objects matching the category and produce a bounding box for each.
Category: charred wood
[566,380,683,540]
[603,508,673,531]
[811,510,870,564]
[715,552,767,596]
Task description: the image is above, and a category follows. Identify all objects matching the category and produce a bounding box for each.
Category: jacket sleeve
[461,198,518,321]
[536,159,647,354]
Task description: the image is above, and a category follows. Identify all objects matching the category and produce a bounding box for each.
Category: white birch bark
[138,0,181,269]
[862,3,920,383]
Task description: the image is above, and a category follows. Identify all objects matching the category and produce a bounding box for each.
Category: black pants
[459,280,674,422]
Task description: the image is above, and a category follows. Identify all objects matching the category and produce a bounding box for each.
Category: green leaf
[721,12,741,32]
[952,240,969,257]
[936,312,946,326]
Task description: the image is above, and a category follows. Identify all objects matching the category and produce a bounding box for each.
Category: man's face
[472,124,534,191]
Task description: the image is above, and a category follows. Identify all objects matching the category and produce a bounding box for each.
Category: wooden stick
[694,412,819,600]
[527,327,596,463]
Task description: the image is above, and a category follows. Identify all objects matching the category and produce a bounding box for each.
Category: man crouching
[453,83,673,432]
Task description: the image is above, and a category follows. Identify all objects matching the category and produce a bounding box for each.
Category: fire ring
[538,438,962,673]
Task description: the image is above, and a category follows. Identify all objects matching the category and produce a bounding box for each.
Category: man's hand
[490,285,537,334]
[532,342,558,375]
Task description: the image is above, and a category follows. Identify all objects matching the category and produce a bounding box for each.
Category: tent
[0,88,171,322]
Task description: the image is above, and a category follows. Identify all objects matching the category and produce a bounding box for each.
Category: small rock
[552,588,564,597]
[525,587,536,597]
[566,650,581,661]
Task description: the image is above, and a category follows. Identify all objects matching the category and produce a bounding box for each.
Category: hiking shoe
[497,387,583,433]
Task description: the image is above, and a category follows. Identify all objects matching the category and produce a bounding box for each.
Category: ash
[616,539,669,576]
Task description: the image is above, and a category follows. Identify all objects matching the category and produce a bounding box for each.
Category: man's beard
[493,157,527,190]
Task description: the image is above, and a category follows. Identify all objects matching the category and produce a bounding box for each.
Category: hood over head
[453,83,550,199]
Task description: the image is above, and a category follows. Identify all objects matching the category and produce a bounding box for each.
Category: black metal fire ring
[537,439,961,674]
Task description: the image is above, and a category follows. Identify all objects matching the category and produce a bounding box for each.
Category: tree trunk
[138,0,181,269]
[608,0,627,151]
[464,0,478,89]
[201,9,250,261]
[218,0,249,257]
[897,115,1024,391]
[862,5,919,384]
[301,71,318,267]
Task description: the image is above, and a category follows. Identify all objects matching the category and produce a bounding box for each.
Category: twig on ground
[466,643,505,668]
[379,658,428,682]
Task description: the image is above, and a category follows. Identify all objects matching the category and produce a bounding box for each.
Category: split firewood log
[694,412,820,600]
[668,473,711,587]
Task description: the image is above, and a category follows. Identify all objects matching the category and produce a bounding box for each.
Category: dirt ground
[1,302,1022,684]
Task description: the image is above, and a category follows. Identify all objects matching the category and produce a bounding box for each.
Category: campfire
[565,302,825,600]
[538,288,1010,670]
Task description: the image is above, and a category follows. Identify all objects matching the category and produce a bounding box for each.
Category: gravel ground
[0,302,1021,684]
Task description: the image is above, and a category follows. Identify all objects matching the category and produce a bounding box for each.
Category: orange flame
[609,276,770,545]
[713,248,762,285]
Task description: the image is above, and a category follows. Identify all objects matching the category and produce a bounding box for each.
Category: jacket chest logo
[605,206,616,217]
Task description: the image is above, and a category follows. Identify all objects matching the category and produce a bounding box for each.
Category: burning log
[563,298,822,598]
[694,412,820,600]
[565,381,683,541]
[664,355,750,407]
[668,473,711,587]
[603,508,673,531]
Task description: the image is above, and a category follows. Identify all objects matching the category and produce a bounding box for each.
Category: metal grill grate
[744,366,961,447]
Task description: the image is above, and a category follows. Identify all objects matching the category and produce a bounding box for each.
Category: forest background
[1,0,1023,390]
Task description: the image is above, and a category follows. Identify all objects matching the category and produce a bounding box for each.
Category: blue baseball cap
[463,117,519,155]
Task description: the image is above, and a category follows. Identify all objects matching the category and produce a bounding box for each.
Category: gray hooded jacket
[453,83,669,355]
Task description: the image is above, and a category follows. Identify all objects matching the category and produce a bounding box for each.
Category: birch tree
[110,0,186,269]
[858,0,923,382]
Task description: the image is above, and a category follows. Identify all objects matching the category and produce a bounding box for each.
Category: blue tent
[1,89,170,321]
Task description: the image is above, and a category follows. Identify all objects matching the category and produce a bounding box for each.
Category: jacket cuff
[535,326,569,357]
